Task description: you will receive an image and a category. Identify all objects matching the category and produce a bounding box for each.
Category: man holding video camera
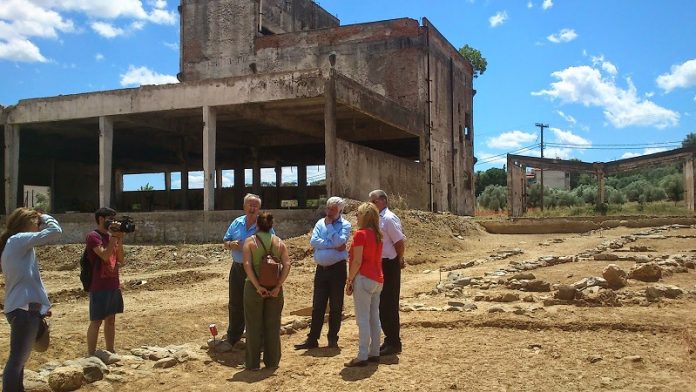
[85,207,132,357]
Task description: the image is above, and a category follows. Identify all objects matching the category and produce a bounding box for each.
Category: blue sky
[1,0,696,189]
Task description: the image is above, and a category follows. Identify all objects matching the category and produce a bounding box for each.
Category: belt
[382,257,399,262]
[316,260,346,270]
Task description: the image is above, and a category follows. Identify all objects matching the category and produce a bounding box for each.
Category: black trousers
[380,257,402,348]
[227,262,247,342]
[307,260,347,343]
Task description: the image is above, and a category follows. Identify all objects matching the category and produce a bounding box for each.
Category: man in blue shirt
[223,193,272,346]
[295,197,352,350]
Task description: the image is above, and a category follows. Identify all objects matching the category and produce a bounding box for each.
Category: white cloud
[120,65,178,86]
[163,42,178,50]
[532,65,680,129]
[542,0,553,10]
[91,21,125,38]
[0,38,47,62]
[621,147,668,159]
[591,55,617,76]
[547,28,577,44]
[656,59,696,93]
[556,110,577,125]
[487,130,537,149]
[551,128,590,146]
[0,0,177,63]
[543,147,573,160]
[95,53,104,61]
[527,1,533,8]
[489,11,508,28]
[645,91,654,98]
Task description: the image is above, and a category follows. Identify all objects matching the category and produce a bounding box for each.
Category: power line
[475,143,541,165]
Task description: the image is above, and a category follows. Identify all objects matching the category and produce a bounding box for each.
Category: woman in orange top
[344,202,384,367]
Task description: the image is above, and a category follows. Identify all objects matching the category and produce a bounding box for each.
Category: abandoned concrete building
[1,0,475,241]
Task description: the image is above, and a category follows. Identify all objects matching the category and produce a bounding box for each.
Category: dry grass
[682,328,696,355]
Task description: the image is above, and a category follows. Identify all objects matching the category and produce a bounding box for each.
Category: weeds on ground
[682,328,696,355]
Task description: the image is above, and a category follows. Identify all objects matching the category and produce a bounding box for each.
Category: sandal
[344,358,368,367]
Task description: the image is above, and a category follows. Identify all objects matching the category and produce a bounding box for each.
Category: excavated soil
[2,211,696,391]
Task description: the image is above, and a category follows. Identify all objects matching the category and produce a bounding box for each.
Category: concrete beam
[333,71,423,137]
[99,116,113,208]
[4,124,19,214]
[203,106,216,211]
[6,70,325,124]
[226,105,324,140]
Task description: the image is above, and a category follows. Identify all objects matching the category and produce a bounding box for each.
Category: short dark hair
[94,207,117,223]
[256,212,274,232]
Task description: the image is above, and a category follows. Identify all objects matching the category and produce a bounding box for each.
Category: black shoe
[294,340,319,350]
[379,345,402,356]
[344,358,368,367]
[327,340,339,348]
[367,356,380,363]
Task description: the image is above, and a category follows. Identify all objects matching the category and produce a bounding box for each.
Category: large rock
[645,284,684,301]
[554,285,577,301]
[23,370,51,392]
[594,253,619,261]
[603,264,628,289]
[628,263,662,282]
[153,357,178,369]
[63,357,108,384]
[524,280,551,292]
[94,349,120,365]
[491,293,519,302]
[509,272,536,281]
[48,365,84,392]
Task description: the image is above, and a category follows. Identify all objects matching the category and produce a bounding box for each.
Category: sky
[1,0,696,189]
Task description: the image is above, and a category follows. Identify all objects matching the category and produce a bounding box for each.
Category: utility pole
[535,123,549,211]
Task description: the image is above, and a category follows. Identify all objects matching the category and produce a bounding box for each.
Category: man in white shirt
[369,190,406,356]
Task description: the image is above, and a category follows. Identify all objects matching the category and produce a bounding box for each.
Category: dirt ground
[2,209,696,391]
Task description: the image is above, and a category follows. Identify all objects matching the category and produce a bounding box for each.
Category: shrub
[478,185,507,211]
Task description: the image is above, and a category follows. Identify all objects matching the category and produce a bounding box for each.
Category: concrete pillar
[596,170,606,208]
[324,76,337,196]
[99,116,113,208]
[298,164,307,208]
[275,164,282,207]
[684,156,696,211]
[252,149,261,196]
[114,169,124,210]
[203,106,216,211]
[234,156,245,210]
[180,136,189,210]
[164,170,171,210]
[216,168,223,209]
[4,124,19,214]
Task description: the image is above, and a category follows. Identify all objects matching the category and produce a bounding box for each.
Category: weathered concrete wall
[4,210,319,244]
[424,19,475,215]
[333,138,427,209]
[507,160,526,217]
[261,0,338,33]
[685,157,695,211]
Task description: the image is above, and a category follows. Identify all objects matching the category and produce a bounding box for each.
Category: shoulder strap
[255,234,271,255]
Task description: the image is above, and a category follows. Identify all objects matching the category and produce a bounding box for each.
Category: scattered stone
[573,277,609,290]
[634,255,652,263]
[645,284,684,301]
[623,355,643,362]
[488,306,505,313]
[509,272,536,281]
[63,357,108,384]
[555,285,577,301]
[588,355,603,363]
[524,280,551,292]
[594,253,619,261]
[48,366,84,392]
[23,370,51,392]
[94,349,120,365]
[491,293,520,302]
[603,264,628,289]
[522,294,535,303]
[153,357,178,369]
[628,263,662,282]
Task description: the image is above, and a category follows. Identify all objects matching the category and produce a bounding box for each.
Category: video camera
[106,216,136,233]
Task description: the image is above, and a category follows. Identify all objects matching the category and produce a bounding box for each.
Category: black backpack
[80,231,99,292]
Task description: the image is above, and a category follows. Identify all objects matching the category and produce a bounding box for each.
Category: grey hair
[368,189,388,203]
[326,196,346,212]
[243,193,262,206]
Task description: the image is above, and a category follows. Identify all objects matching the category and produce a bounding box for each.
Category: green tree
[139,183,155,191]
[477,185,507,211]
[682,132,696,148]
[458,44,487,78]
[660,173,683,203]
[475,167,507,197]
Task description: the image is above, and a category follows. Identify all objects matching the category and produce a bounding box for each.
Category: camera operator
[85,207,129,358]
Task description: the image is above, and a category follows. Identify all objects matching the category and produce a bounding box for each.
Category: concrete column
[164,170,171,210]
[324,76,337,196]
[275,164,282,207]
[234,156,245,210]
[99,116,113,208]
[114,169,124,210]
[596,170,606,208]
[252,149,261,196]
[684,156,696,211]
[4,124,19,214]
[215,168,223,209]
[298,164,307,208]
[203,106,216,211]
[180,136,189,210]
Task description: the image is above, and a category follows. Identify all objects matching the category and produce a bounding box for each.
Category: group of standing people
[1,189,404,389]
[223,190,405,370]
